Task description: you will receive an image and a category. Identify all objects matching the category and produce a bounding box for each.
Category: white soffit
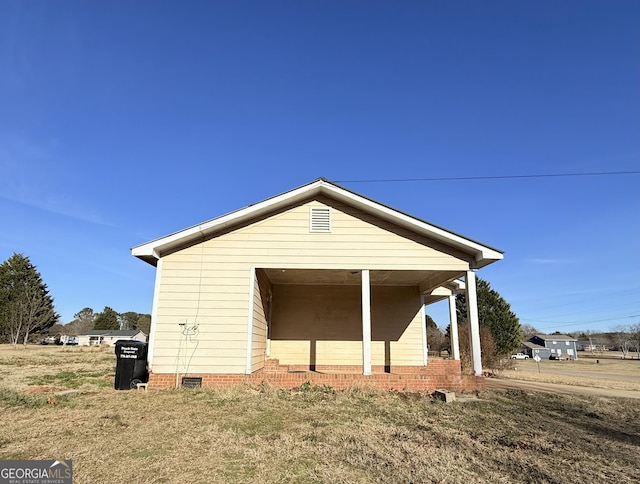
[429,279,466,297]
[131,179,504,266]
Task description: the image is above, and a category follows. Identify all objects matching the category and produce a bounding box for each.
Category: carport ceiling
[262,268,460,289]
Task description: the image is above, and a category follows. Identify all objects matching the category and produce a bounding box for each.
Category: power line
[333,170,640,184]
[521,314,640,329]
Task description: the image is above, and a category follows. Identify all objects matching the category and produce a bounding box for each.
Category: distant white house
[59,335,79,345]
[77,330,147,347]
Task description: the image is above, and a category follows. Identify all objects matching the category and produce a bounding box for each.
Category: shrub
[457,323,514,374]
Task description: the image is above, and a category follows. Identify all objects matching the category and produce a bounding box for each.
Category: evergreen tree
[425,314,446,352]
[425,314,438,330]
[0,253,59,346]
[456,277,520,356]
[93,306,120,330]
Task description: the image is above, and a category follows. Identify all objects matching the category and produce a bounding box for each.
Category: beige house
[132,179,503,391]
[77,330,147,347]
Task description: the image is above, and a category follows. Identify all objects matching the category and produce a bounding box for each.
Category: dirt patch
[23,386,66,394]
[486,378,640,399]
[489,356,640,399]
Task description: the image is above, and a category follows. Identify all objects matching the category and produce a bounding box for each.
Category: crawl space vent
[310,207,331,232]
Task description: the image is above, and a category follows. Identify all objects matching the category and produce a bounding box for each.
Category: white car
[510,353,529,360]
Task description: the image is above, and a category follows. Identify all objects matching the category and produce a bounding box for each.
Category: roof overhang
[422,279,467,305]
[132,178,504,267]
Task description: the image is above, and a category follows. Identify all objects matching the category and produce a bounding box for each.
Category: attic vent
[310,207,331,232]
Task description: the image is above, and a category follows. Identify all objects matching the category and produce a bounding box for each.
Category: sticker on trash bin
[118,346,141,358]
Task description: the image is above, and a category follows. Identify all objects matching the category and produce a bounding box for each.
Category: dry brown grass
[1,345,639,483]
[501,356,640,392]
[0,344,115,392]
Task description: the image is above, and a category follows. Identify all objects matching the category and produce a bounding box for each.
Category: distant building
[59,335,79,346]
[77,330,147,347]
[576,338,609,352]
[526,334,578,360]
[521,341,551,359]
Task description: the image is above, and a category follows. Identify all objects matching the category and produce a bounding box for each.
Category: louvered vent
[310,207,331,232]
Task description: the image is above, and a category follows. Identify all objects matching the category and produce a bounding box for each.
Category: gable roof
[533,334,577,342]
[522,341,547,350]
[131,178,504,267]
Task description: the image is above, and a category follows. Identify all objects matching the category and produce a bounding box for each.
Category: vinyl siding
[269,285,423,366]
[251,269,271,371]
[150,197,467,373]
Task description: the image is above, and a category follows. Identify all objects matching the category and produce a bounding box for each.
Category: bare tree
[520,324,538,341]
[456,322,505,374]
[66,307,96,335]
[609,325,631,359]
[3,297,23,347]
[630,323,640,360]
[582,329,597,354]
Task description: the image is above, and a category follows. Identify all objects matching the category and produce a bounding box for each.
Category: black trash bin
[114,340,149,390]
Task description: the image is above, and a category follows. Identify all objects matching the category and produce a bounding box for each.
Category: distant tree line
[49,307,152,337]
[0,252,151,346]
[568,325,640,359]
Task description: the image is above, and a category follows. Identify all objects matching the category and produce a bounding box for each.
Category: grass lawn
[1,345,639,483]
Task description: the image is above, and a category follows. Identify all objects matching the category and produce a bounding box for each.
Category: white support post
[420,295,428,366]
[245,267,256,375]
[147,258,163,370]
[466,270,483,376]
[448,294,460,361]
[361,269,372,375]
[266,290,273,357]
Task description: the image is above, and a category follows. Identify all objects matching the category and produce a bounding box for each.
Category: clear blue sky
[1,1,638,334]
